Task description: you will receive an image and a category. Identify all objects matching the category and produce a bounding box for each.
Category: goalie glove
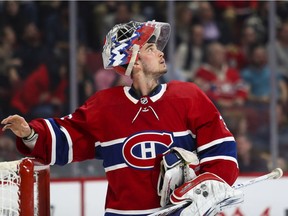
[157,147,200,207]
[170,172,244,216]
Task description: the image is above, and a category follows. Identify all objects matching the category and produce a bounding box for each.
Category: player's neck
[132,74,159,96]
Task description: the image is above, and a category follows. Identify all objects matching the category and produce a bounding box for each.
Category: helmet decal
[102,20,171,76]
[109,36,129,67]
[109,28,140,67]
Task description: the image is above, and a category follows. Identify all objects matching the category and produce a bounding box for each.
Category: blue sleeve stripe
[59,126,73,163]
[44,119,57,165]
[197,136,235,152]
[198,140,237,160]
[45,118,72,165]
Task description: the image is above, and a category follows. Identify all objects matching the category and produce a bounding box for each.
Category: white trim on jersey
[123,86,138,104]
[95,137,126,147]
[150,84,167,102]
[197,136,235,153]
[44,119,57,165]
[105,207,163,215]
[105,163,128,172]
[123,84,167,104]
[60,126,73,163]
[200,155,239,167]
[173,130,196,139]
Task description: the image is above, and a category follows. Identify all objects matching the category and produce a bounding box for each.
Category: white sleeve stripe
[44,119,56,165]
[104,163,128,172]
[200,156,239,168]
[197,136,235,152]
[60,126,73,163]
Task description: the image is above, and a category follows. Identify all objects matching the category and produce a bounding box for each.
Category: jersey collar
[124,84,167,104]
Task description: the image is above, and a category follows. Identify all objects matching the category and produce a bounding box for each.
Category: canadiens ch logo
[122,132,173,169]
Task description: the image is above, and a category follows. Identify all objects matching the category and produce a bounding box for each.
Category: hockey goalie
[2,20,244,216]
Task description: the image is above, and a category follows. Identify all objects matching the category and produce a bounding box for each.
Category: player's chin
[159,65,167,74]
[158,69,167,77]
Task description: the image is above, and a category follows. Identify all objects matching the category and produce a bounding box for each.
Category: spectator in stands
[236,134,268,173]
[241,26,261,53]
[195,1,230,44]
[0,25,19,118]
[77,44,94,105]
[225,26,259,70]
[241,46,287,149]
[10,55,68,120]
[115,75,133,88]
[174,24,206,81]
[194,42,249,136]
[244,1,279,44]
[139,2,167,25]
[252,100,288,156]
[93,68,118,92]
[44,2,87,60]
[12,21,48,80]
[0,25,18,72]
[212,1,258,44]
[0,25,17,70]
[275,21,288,83]
[194,42,248,108]
[241,45,287,104]
[274,102,288,160]
[175,3,194,45]
[0,133,20,162]
[36,1,63,32]
[44,2,69,57]
[276,1,288,22]
[0,1,28,41]
[101,2,144,43]
[213,1,258,20]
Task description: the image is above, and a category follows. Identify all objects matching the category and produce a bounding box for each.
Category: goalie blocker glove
[157,147,200,207]
[170,172,244,216]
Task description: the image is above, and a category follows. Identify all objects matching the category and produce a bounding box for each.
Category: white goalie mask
[102,20,171,76]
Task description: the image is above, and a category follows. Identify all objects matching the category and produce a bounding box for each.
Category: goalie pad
[170,172,244,216]
[157,147,200,207]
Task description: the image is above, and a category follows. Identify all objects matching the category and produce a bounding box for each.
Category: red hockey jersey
[195,65,247,103]
[16,81,238,216]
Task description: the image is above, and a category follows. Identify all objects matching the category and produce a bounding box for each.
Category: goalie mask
[102,20,171,76]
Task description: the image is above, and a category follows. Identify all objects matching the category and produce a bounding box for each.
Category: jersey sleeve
[16,94,101,165]
[187,84,239,185]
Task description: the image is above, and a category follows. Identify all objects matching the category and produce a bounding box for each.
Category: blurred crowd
[0,1,288,177]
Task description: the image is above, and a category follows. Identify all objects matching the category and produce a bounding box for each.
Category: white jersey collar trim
[123,84,167,104]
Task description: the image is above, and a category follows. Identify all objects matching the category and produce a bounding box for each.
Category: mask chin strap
[125,44,140,76]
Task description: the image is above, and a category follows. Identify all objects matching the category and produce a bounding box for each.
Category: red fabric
[213,1,258,10]
[226,45,247,70]
[195,66,247,104]
[16,81,238,214]
[10,64,67,114]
